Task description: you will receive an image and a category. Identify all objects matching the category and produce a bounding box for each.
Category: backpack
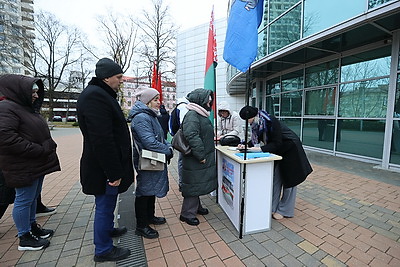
[169,102,185,136]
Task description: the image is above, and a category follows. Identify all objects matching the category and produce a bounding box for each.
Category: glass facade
[226,0,399,169]
[336,119,385,159]
[303,0,365,37]
[262,44,393,162]
[391,74,400,165]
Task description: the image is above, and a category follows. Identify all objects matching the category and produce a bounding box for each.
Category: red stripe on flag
[151,61,163,103]
[205,7,217,73]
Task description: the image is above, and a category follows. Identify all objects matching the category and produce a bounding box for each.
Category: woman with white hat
[129,86,173,239]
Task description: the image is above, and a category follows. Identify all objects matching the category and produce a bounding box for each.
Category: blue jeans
[94,184,118,256]
[13,176,44,237]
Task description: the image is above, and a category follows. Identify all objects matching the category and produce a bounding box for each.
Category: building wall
[176,18,245,114]
[121,77,176,113]
[0,0,34,75]
[249,0,400,170]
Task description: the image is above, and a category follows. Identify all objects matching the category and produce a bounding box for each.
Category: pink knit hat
[136,86,159,104]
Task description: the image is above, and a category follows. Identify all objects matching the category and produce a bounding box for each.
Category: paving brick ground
[0,127,399,266]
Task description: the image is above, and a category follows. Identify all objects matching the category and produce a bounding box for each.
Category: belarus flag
[204,6,218,124]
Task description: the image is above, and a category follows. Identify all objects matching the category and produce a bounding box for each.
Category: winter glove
[166,147,174,164]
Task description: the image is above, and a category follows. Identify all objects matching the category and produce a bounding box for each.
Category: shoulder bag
[172,127,192,156]
[134,141,165,171]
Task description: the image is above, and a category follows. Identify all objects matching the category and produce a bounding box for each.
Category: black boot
[135,225,159,239]
[93,246,131,262]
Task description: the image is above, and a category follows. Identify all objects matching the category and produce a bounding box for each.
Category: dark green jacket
[181,89,217,197]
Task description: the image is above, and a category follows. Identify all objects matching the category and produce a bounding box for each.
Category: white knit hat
[136,86,159,104]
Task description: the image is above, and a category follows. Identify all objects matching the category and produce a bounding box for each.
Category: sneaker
[31,222,54,239]
[18,232,50,251]
[36,206,57,217]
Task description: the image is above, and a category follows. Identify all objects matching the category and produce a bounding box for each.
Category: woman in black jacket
[0,74,60,251]
[239,106,313,220]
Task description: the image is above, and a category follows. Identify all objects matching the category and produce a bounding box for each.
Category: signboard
[218,157,241,231]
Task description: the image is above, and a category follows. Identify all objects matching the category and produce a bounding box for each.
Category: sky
[34,0,229,46]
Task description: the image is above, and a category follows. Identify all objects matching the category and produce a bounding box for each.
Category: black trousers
[36,194,45,210]
[135,195,156,228]
[0,204,9,219]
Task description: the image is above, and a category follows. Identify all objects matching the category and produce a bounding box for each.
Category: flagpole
[239,68,251,239]
[223,0,263,238]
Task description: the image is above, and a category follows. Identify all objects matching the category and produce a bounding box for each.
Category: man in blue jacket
[77,58,134,262]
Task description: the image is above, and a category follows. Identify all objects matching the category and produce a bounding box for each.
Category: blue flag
[223,0,264,73]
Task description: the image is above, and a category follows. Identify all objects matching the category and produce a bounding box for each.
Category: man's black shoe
[36,206,57,217]
[110,227,127,238]
[135,226,159,239]
[18,232,50,251]
[93,246,131,262]
[31,222,54,239]
[179,215,200,226]
[149,216,166,225]
[197,207,209,215]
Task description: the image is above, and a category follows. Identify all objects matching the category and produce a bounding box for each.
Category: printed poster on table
[222,158,235,208]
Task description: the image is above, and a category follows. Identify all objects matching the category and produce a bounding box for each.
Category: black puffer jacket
[0,74,60,188]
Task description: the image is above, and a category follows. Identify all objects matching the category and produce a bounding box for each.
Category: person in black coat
[239,106,313,220]
[158,105,170,139]
[77,58,134,262]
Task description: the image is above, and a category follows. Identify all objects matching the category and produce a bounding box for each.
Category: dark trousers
[0,205,8,219]
[36,194,45,210]
[94,193,117,256]
[180,196,200,218]
[135,195,156,228]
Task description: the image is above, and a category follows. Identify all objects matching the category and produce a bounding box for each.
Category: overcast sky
[35,0,229,46]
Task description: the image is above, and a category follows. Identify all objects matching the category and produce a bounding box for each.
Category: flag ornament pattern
[204,6,218,124]
[223,0,264,73]
[151,61,162,103]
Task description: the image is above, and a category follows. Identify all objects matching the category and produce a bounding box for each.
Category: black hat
[95,58,123,79]
[239,105,258,120]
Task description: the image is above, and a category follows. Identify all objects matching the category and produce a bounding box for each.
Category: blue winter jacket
[129,101,172,197]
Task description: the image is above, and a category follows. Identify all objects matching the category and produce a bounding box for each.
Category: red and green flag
[204,6,218,124]
[151,61,162,103]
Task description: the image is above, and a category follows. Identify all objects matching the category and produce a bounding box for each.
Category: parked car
[52,115,62,122]
[67,116,77,122]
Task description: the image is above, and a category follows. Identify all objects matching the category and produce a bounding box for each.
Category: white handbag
[134,141,165,171]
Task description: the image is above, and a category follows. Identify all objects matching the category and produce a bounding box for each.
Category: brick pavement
[0,128,399,266]
[146,156,400,267]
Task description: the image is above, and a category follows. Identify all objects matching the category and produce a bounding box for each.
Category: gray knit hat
[95,58,123,79]
[136,86,159,104]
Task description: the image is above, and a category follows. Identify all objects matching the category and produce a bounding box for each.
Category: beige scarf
[186,103,210,117]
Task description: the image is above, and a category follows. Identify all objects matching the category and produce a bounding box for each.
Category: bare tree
[135,0,178,82]
[27,11,82,119]
[96,12,138,73]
